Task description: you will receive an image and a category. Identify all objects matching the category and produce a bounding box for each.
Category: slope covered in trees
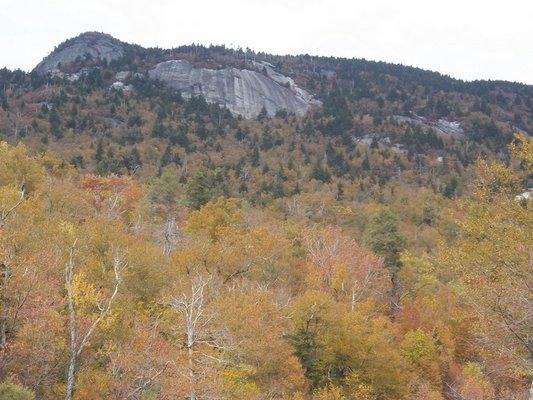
[0,34,531,399]
[0,133,530,399]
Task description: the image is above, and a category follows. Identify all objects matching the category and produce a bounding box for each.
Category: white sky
[1,0,532,84]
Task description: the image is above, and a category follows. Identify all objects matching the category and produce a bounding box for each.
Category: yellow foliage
[400,329,442,387]
[71,273,100,314]
[221,365,261,399]
[460,362,495,400]
[470,158,520,200]
[509,133,533,173]
[399,251,440,299]
[185,197,242,241]
[0,141,44,192]
[313,385,347,400]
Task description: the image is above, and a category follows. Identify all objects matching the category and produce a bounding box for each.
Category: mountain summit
[33,32,321,118]
[34,32,126,74]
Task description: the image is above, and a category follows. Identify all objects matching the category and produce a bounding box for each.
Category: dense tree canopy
[0,40,531,399]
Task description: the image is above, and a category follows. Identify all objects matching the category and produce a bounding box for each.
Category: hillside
[0,32,531,400]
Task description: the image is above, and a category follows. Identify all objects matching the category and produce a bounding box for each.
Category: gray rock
[110,81,133,92]
[34,32,125,73]
[251,60,321,106]
[435,119,464,135]
[393,114,464,136]
[115,71,131,81]
[148,59,320,118]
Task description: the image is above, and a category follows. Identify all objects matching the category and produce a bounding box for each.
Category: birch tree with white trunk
[169,276,229,400]
[64,243,125,400]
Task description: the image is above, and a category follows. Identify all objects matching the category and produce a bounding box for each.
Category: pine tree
[250,145,260,167]
[0,91,8,111]
[94,139,104,162]
[186,172,211,209]
[160,145,173,168]
[364,208,405,320]
[257,106,268,121]
[48,108,62,139]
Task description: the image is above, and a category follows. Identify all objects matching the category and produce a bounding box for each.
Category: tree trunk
[63,245,122,400]
[163,217,176,258]
[65,245,77,400]
[187,342,196,400]
[0,263,10,378]
[390,269,399,321]
[64,352,76,400]
[186,297,196,400]
[0,263,10,348]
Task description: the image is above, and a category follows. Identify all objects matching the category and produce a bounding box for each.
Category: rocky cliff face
[34,32,321,118]
[148,60,320,118]
[34,32,125,73]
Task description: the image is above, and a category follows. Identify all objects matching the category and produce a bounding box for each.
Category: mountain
[0,31,531,190]
[0,32,532,400]
[32,32,321,118]
[147,59,320,118]
[34,32,126,74]
[27,32,532,128]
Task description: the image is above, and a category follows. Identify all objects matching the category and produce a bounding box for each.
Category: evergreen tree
[310,161,331,183]
[124,147,142,172]
[48,108,62,139]
[323,86,353,136]
[0,91,8,111]
[257,106,268,121]
[364,208,405,320]
[94,139,104,162]
[160,145,173,168]
[336,181,344,200]
[186,172,211,209]
[250,144,260,167]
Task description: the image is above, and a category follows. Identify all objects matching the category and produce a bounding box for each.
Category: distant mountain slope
[148,59,320,118]
[30,32,533,126]
[34,32,126,74]
[32,32,321,118]
[0,31,530,195]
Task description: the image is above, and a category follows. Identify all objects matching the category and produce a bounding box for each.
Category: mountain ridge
[33,31,533,89]
[34,32,325,118]
[0,30,531,185]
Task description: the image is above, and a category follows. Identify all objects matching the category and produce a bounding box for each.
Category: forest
[0,38,532,399]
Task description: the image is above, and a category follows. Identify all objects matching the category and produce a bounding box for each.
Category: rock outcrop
[34,32,321,118]
[393,114,464,136]
[34,32,125,73]
[148,59,320,118]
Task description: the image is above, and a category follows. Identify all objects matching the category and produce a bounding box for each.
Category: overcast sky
[1,0,532,84]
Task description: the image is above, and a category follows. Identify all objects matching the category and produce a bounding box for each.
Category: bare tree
[0,179,25,229]
[64,243,125,400]
[0,180,25,354]
[163,217,177,258]
[169,276,228,400]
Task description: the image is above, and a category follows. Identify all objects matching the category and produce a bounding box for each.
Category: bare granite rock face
[34,32,125,73]
[148,59,320,118]
[34,32,321,118]
[393,114,464,136]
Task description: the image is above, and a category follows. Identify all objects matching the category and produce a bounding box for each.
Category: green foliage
[322,87,353,136]
[0,40,531,400]
[364,208,405,268]
[1,91,8,111]
[0,380,35,400]
[48,108,62,139]
[186,171,212,209]
[310,161,331,183]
